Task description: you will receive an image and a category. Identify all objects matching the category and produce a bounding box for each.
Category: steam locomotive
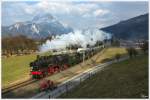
[30,53,82,79]
[30,46,103,79]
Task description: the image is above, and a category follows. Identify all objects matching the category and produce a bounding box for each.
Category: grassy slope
[38,51,52,56]
[60,54,148,98]
[2,51,54,88]
[2,54,37,87]
[95,47,127,63]
[102,47,127,58]
[2,47,126,88]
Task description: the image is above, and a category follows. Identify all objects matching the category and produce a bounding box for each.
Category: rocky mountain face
[101,13,148,40]
[2,13,73,39]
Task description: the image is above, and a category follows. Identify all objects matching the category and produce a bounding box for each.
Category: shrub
[115,53,121,61]
[126,47,138,58]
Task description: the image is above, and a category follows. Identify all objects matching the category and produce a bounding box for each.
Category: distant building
[119,40,145,48]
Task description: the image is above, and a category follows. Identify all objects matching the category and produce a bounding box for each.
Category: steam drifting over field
[40,29,111,52]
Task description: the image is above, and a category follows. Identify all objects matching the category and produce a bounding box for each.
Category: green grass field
[38,51,52,56]
[2,54,37,88]
[2,51,54,88]
[60,54,148,98]
[94,47,127,63]
[102,47,127,58]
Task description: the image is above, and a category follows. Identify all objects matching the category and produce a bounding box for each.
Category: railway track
[2,79,37,94]
[2,72,66,95]
[2,68,76,95]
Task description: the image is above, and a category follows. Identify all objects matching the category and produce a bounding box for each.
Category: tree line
[2,35,38,56]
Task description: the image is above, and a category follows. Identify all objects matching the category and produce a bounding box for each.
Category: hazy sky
[2,0,148,29]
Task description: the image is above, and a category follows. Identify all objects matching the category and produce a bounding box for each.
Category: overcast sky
[2,0,148,29]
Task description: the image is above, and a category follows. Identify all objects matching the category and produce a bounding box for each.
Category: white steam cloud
[39,29,111,52]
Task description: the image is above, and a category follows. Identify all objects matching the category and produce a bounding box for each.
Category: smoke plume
[39,28,111,52]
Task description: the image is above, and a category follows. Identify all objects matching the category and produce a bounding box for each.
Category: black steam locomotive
[30,47,103,79]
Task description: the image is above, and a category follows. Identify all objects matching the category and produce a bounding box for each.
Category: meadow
[2,54,37,88]
[60,54,148,98]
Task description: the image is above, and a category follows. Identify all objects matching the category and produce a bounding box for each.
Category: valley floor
[60,54,148,98]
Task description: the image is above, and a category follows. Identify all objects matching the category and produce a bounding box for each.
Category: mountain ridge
[2,13,73,39]
[101,13,148,40]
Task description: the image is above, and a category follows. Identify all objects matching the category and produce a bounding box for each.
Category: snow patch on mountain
[2,13,73,39]
[14,23,20,30]
[31,24,39,34]
[8,26,13,30]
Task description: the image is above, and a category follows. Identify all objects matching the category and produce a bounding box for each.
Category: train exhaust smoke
[39,28,111,52]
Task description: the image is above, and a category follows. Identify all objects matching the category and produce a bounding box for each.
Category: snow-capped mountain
[2,13,73,39]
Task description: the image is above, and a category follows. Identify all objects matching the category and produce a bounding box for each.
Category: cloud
[82,13,91,18]
[24,6,35,14]
[2,1,148,29]
[31,1,100,16]
[93,9,109,17]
